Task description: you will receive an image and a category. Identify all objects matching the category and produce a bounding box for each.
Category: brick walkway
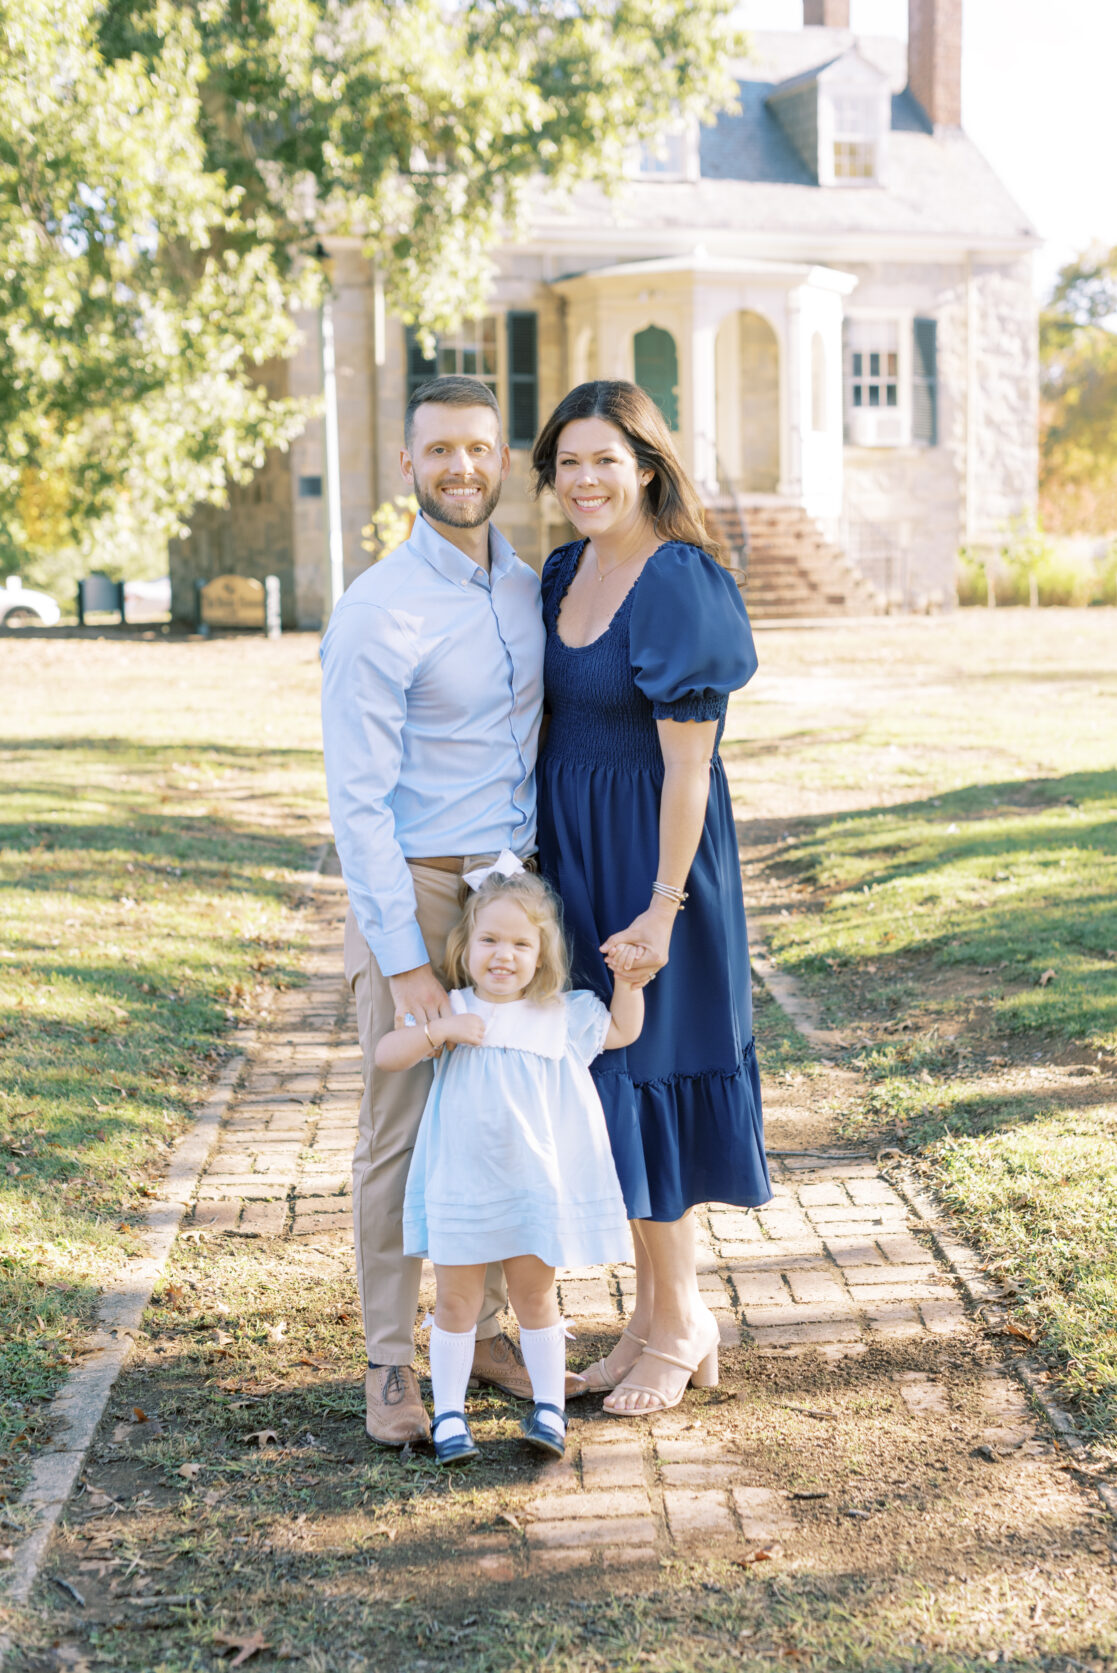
[184,864,1044,1575]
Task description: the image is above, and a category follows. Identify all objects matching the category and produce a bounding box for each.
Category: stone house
[170,0,1039,624]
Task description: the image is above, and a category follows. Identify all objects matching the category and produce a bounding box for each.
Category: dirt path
[9,855,1117,1670]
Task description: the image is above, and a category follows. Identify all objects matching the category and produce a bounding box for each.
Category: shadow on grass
[3,735,321,763]
[740,767,1117,1046]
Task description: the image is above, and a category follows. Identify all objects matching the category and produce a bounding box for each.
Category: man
[321,374,581,1445]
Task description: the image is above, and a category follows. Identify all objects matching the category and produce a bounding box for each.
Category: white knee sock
[429,1324,476,1442]
[518,1322,566,1438]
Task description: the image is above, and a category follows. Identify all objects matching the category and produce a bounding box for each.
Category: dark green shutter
[912,317,938,445]
[405,326,438,402]
[506,311,538,449]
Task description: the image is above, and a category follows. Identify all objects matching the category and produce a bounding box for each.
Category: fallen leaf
[1038,968,1056,987]
[245,1430,278,1448]
[733,1543,782,1566]
[498,1512,521,1532]
[973,1444,1000,1463]
[294,1355,327,1369]
[214,1330,235,1347]
[181,1228,208,1244]
[176,1463,203,1481]
[162,1282,187,1309]
[214,1630,271,1666]
[263,1321,287,1343]
[0,1545,13,1562]
[1004,1320,1036,1343]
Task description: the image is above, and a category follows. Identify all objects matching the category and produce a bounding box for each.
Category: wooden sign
[197,574,265,629]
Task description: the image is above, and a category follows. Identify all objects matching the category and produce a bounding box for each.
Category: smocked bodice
[540,541,729,774]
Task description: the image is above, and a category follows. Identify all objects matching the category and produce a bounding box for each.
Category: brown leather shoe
[365,1364,431,1447]
[470,1331,588,1401]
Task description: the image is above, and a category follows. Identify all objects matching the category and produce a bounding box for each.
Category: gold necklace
[594,550,641,584]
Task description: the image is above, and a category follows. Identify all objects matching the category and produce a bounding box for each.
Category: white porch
[552,251,857,525]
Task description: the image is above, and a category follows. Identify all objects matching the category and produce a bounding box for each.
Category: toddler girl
[374,860,642,1465]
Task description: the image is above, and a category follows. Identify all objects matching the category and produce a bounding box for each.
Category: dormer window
[831,96,879,180]
[767,48,890,188]
[630,122,697,181]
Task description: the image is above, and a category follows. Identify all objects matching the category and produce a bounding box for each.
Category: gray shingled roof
[528,28,1038,249]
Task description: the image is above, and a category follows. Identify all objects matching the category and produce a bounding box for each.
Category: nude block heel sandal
[604,1321,719,1416]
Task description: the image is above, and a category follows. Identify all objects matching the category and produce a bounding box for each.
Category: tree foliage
[1,0,744,585]
[1039,244,1117,534]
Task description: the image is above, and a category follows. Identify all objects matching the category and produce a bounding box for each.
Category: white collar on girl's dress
[450,988,567,1059]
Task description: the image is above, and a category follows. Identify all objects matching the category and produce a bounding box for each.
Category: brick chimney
[908,0,963,128]
[803,0,850,23]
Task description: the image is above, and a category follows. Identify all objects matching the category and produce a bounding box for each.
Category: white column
[689,286,719,496]
[780,287,805,503]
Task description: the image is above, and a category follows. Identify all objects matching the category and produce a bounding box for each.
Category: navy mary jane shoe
[520,1401,568,1460]
[431,1410,480,1466]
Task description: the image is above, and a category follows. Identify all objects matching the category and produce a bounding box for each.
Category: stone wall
[840,252,1036,605]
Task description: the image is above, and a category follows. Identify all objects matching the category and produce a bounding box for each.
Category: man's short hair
[404,374,502,449]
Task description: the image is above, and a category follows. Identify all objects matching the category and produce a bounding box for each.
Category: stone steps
[703,499,883,620]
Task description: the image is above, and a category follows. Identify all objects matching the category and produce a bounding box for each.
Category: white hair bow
[462,848,526,893]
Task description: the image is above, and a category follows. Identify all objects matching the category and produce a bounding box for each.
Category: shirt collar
[408,510,517,586]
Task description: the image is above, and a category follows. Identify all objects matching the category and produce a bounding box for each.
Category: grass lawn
[724,610,1117,1438]
[0,636,329,1480]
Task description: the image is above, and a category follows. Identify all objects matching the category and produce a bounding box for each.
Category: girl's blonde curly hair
[444,871,569,1003]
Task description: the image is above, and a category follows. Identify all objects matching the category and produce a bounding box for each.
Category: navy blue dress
[537,540,773,1223]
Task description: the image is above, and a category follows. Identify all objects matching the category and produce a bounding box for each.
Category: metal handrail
[713,453,749,573]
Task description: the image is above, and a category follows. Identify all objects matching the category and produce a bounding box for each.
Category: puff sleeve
[564,989,612,1066]
[630,543,758,721]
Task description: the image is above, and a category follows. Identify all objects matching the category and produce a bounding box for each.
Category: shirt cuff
[371,921,434,980]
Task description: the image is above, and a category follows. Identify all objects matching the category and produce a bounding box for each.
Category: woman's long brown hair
[530,380,725,565]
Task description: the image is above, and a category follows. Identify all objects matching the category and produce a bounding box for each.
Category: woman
[532,380,772,1416]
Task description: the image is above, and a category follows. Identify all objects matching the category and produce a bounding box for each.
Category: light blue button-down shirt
[320,512,544,977]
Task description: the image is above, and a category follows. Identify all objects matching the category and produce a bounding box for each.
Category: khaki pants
[344,859,507,1366]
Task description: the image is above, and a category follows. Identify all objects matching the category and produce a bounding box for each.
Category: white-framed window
[405,313,539,449]
[844,316,907,447]
[436,317,499,392]
[831,94,879,180]
[630,120,698,181]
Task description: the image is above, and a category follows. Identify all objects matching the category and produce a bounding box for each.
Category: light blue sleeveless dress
[402,988,632,1269]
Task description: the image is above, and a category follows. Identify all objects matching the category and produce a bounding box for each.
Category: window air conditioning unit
[847,410,903,448]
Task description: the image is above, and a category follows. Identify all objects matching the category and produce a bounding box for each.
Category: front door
[634,326,680,432]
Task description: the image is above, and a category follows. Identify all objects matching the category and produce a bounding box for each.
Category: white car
[123,576,171,616]
[1,576,61,627]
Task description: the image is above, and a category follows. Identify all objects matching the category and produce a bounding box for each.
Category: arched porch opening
[715,310,780,492]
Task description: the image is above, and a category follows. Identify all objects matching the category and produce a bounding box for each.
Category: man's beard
[415,477,502,529]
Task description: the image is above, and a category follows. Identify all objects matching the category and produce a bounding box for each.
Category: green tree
[1,0,744,588]
[1039,244,1117,534]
